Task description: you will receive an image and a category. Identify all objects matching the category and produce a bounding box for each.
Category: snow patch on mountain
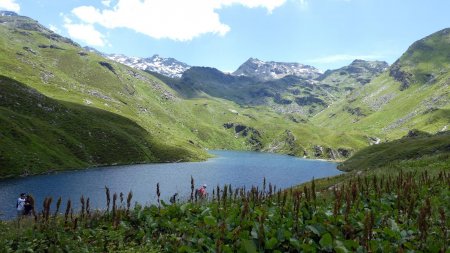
[233,58,322,81]
[106,54,190,78]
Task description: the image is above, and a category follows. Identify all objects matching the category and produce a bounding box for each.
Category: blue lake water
[0,150,342,220]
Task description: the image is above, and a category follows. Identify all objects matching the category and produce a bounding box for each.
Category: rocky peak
[348,59,389,73]
[232,58,322,81]
[0,11,18,16]
[317,59,389,85]
[0,12,78,46]
[106,53,190,78]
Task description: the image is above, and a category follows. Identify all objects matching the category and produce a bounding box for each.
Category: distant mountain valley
[0,11,449,178]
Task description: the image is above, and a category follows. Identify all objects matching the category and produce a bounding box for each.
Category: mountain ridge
[312,27,450,140]
[106,53,190,78]
[232,57,322,81]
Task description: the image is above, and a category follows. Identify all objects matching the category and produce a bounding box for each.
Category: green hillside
[0,75,199,178]
[0,14,369,177]
[312,28,450,141]
[338,130,450,171]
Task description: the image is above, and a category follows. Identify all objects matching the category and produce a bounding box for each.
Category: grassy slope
[311,28,450,141]
[0,75,200,178]
[0,15,369,177]
[338,131,450,171]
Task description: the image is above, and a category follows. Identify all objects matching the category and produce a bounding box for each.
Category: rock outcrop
[233,58,322,81]
[223,123,263,150]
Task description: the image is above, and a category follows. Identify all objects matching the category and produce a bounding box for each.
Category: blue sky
[1,0,450,72]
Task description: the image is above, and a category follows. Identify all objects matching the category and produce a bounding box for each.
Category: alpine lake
[0,150,342,220]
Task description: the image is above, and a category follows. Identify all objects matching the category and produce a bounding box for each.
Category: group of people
[15,185,206,216]
[16,193,34,217]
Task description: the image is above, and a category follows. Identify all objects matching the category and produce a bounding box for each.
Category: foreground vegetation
[1,165,448,252]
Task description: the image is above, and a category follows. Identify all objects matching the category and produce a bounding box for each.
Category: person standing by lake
[197,184,207,199]
[24,195,35,216]
[16,193,26,217]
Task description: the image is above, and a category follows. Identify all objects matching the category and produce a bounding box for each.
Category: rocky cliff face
[106,54,190,78]
[318,59,389,86]
[389,60,413,90]
[233,58,322,81]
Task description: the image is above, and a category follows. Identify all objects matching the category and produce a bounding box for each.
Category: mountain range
[0,11,449,178]
[101,52,324,82]
[98,48,389,116]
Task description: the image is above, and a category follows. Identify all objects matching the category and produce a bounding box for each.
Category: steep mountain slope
[0,76,193,178]
[317,59,388,95]
[389,28,450,90]
[312,28,450,140]
[232,58,321,81]
[338,130,450,171]
[106,54,190,78]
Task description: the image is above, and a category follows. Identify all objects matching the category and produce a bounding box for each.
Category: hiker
[16,193,26,217]
[23,195,35,216]
[197,184,207,199]
[170,193,178,204]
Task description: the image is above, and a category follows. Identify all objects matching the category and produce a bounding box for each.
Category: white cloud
[63,23,106,46]
[48,24,59,33]
[308,54,383,64]
[221,0,287,13]
[101,0,112,7]
[68,0,287,41]
[0,0,20,12]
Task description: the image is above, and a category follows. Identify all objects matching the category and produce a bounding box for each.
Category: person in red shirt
[198,184,207,199]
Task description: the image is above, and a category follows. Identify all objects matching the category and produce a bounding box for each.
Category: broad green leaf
[180,203,189,213]
[203,216,217,226]
[306,225,321,236]
[222,245,233,253]
[201,207,210,216]
[241,239,257,253]
[334,246,349,253]
[289,238,301,249]
[319,233,333,251]
[265,237,278,249]
[343,240,359,250]
[388,218,399,232]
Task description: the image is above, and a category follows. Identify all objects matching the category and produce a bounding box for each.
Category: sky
[1,0,450,72]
